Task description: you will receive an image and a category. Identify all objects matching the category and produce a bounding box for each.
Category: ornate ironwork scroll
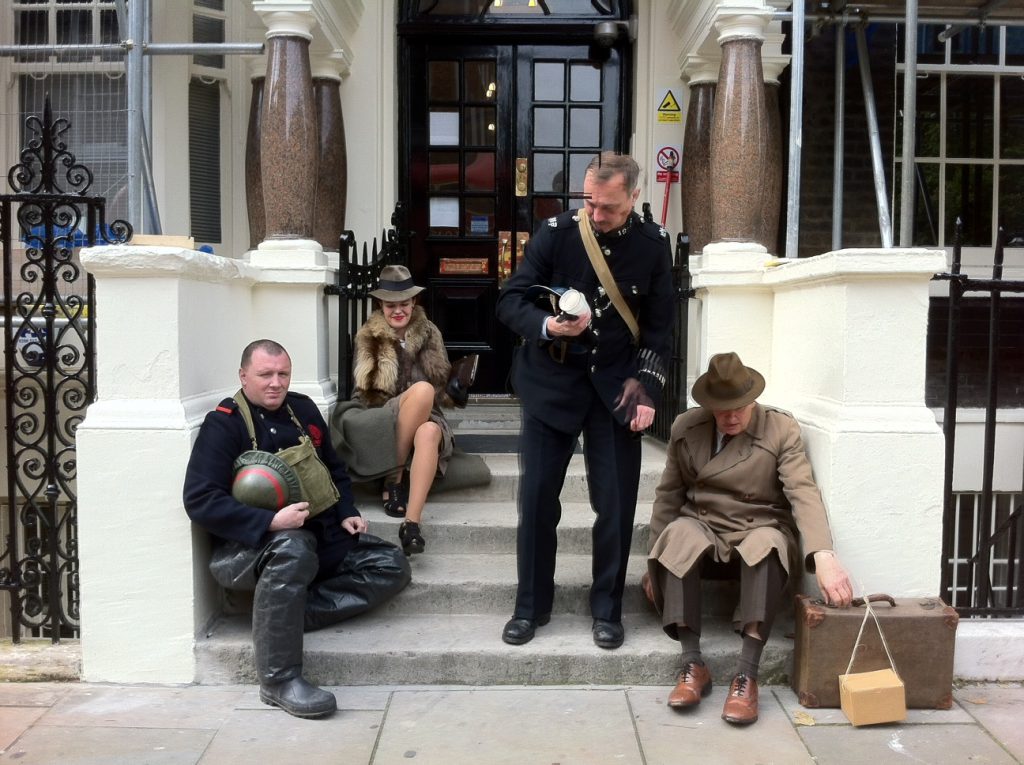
[1,98,131,641]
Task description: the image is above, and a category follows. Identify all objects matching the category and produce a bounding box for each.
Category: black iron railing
[934,221,1024,618]
[1,98,131,642]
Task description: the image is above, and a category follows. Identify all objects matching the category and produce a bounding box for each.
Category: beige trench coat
[646,404,835,610]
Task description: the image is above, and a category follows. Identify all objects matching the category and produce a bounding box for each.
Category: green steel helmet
[231,450,302,511]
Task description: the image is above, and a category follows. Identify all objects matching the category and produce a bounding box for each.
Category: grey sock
[737,633,764,679]
[678,627,703,666]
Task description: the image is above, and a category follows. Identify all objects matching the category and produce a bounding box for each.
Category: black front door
[401,37,627,393]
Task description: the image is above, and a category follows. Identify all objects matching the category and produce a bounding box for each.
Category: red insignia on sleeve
[216,405,233,414]
[308,423,323,447]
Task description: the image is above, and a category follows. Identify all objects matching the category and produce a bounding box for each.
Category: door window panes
[569,107,600,147]
[429,197,460,235]
[535,62,564,101]
[908,74,940,158]
[429,61,459,101]
[534,107,564,147]
[570,63,600,102]
[429,151,460,191]
[533,153,565,192]
[465,198,495,236]
[946,75,994,159]
[465,151,495,191]
[429,109,460,145]
[465,60,497,101]
[569,153,595,192]
[464,106,496,145]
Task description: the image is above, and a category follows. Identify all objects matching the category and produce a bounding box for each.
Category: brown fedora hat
[369,265,425,302]
[691,352,765,410]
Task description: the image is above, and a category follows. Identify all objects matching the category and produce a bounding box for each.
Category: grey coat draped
[646,404,835,610]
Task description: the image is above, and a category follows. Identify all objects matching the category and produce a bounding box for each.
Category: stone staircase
[195,399,794,686]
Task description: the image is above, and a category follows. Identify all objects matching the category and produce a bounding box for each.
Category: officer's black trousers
[209,531,410,685]
[514,402,642,623]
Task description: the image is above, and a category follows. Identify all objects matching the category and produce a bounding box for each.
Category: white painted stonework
[77,243,335,682]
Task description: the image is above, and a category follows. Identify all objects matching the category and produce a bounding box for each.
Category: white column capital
[761,31,788,83]
[682,53,722,86]
[246,55,268,80]
[713,8,772,45]
[311,50,348,80]
[253,4,316,40]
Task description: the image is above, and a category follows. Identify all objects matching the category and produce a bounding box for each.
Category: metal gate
[1,100,131,641]
[935,222,1024,617]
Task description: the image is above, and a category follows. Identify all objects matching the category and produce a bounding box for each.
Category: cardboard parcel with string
[837,596,907,726]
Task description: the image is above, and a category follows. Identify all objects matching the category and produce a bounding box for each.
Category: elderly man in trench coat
[642,352,853,725]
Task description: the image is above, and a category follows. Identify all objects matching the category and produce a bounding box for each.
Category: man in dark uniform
[496,152,675,649]
[183,339,410,719]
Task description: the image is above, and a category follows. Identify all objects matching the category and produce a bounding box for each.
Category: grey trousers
[656,552,787,640]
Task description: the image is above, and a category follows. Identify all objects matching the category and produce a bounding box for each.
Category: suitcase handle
[852,593,896,608]
[817,593,897,609]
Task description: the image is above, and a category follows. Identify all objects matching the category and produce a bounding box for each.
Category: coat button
[592,328,599,336]
[700,509,708,515]
[746,517,754,523]
[590,365,596,373]
[591,348,598,355]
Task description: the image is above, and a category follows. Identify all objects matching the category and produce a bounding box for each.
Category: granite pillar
[260,34,317,239]
[245,75,265,249]
[681,81,715,256]
[312,73,347,251]
[758,82,783,254]
[710,32,769,242]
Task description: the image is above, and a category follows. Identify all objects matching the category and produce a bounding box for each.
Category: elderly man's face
[239,348,291,411]
[712,402,755,436]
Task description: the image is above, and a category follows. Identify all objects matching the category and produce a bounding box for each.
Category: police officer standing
[183,339,410,718]
[496,152,675,649]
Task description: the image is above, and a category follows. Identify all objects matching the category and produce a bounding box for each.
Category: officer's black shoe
[501,613,551,645]
[592,619,625,649]
[259,676,337,718]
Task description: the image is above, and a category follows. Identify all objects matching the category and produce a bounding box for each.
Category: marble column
[312,64,347,252]
[259,21,317,240]
[710,13,771,243]
[757,40,789,256]
[680,56,720,256]
[245,71,266,249]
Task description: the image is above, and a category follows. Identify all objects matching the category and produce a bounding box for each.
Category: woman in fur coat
[340,265,455,555]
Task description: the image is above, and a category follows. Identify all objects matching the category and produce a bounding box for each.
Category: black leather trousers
[209,530,410,685]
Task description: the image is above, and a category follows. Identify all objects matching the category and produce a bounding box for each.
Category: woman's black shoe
[383,481,407,517]
[399,521,425,555]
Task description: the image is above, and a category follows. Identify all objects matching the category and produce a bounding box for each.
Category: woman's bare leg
[405,421,442,524]
[382,381,434,502]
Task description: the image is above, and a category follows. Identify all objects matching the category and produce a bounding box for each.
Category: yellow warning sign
[657,89,682,123]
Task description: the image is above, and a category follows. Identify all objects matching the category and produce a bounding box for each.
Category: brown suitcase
[791,593,958,709]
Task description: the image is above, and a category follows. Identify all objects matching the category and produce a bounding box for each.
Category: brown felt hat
[369,265,425,302]
[691,352,765,410]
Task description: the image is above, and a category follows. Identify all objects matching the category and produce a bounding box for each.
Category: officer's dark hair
[240,339,289,369]
[585,152,640,192]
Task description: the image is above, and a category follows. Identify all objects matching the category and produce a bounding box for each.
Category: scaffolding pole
[899,0,919,246]
[785,0,806,259]
[855,24,893,249]
[832,21,846,251]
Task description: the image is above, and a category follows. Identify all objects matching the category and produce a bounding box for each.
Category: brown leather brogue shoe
[667,661,712,708]
[721,674,759,725]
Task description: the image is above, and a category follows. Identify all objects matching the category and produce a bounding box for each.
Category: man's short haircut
[585,151,640,192]
[240,339,289,369]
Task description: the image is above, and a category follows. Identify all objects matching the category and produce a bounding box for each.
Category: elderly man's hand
[545,311,591,338]
[342,516,368,535]
[640,571,655,606]
[814,551,853,607]
[268,501,310,531]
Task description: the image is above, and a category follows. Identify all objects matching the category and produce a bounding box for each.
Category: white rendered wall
[77,244,334,682]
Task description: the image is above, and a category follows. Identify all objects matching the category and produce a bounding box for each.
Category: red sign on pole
[655,146,681,226]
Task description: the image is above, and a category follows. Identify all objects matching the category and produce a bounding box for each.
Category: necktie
[714,433,732,457]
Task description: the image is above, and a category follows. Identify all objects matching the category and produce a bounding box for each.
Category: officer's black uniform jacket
[183,391,360,572]
[496,210,675,433]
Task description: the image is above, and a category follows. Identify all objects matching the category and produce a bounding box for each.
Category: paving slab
[0,725,215,765]
[37,684,245,730]
[798,722,1019,765]
[628,686,815,765]
[374,687,644,765]
[956,684,1024,761]
[0,681,72,707]
[774,686,974,725]
[0,706,47,754]
[197,707,382,764]
[232,685,393,712]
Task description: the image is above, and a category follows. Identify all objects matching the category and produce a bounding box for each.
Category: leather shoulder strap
[577,212,640,342]
[232,390,259,450]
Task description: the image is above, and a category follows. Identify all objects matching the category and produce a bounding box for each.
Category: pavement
[2,677,1023,764]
